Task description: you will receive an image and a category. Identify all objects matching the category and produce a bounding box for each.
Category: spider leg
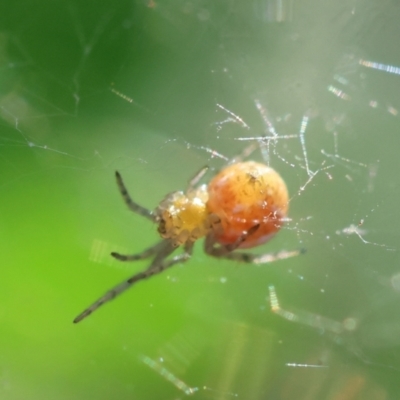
[111,240,166,261]
[115,171,155,222]
[205,224,261,256]
[187,166,209,192]
[73,241,194,323]
[204,233,305,264]
[229,142,259,165]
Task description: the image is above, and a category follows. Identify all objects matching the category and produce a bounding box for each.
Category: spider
[74,157,302,323]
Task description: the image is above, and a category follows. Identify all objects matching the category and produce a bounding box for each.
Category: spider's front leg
[111,240,166,261]
[115,171,155,222]
[73,240,194,323]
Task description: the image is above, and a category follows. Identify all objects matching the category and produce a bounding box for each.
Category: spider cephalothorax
[155,185,211,246]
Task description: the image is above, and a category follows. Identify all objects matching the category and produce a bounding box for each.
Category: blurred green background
[1,0,400,399]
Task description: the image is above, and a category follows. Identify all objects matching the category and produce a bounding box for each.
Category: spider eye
[207,161,289,249]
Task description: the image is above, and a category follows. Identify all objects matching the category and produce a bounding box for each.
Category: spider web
[1,0,400,399]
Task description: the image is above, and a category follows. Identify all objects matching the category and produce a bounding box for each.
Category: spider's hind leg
[205,232,304,264]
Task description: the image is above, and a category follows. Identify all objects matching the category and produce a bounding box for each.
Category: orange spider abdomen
[207,161,289,249]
